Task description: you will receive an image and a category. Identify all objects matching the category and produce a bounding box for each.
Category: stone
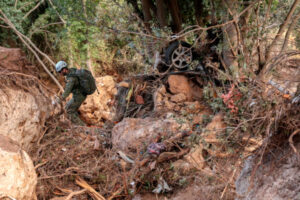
[165,99,176,110]
[204,114,227,138]
[80,76,117,125]
[192,110,212,125]
[170,93,187,103]
[236,143,300,200]
[168,75,203,101]
[168,75,192,100]
[153,85,167,111]
[0,135,37,200]
[112,118,181,151]
[184,144,206,170]
[0,47,52,150]
[0,86,51,150]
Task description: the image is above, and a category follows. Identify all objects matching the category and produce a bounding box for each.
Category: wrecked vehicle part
[165,41,193,70]
[157,40,202,73]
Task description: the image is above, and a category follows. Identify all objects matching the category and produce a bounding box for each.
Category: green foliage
[1,0,298,75]
[0,0,37,46]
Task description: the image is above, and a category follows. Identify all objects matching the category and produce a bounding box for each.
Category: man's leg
[65,92,87,125]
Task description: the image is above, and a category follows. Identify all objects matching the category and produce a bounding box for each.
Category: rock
[172,159,194,174]
[192,110,211,125]
[112,118,182,151]
[170,93,187,103]
[153,85,167,111]
[0,86,51,150]
[169,184,218,200]
[190,82,203,100]
[165,99,176,110]
[168,75,193,100]
[80,76,117,125]
[204,114,227,138]
[173,144,207,173]
[184,101,203,112]
[168,75,203,101]
[184,144,206,170]
[0,47,52,150]
[0,135,37,200]
[236,143,300,200]
[201,114,232,158]
[0,47,53,150]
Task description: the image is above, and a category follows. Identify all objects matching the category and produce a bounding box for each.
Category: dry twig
[65,189,87,200]
[75,177,106,200]
[288,129,300,160]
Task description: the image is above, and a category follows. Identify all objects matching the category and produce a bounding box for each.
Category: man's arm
[61,77,76,100]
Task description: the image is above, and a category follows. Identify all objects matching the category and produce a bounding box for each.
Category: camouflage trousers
[65,91,87,126]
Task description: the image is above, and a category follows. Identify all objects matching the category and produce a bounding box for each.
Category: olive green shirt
[61,68,80,100]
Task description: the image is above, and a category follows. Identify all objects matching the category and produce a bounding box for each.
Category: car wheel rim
[171,45,192,69]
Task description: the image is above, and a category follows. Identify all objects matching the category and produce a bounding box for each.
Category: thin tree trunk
[157,0,167,27]
[265,0,299,62]
[167,0,182,32]
[194,0,205,26]
[281,11,300,53]
[82,0,94,76]
[239,0,252,66]
[141,0,153,32]
[222,0,239,77]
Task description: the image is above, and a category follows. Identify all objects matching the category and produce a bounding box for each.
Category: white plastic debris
[152,177,172,194]
[117,151,135,164]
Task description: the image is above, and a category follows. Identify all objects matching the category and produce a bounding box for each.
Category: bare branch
[14,0,18,9]
[0,9,64,92]
[65,189,87,200]
[281,11,300,52]
[265,0,300,62]
[47,0,66,24]
[289,129,300,160]
[23,0,44,19]
[0,24,10,28]
[39,22,64,29]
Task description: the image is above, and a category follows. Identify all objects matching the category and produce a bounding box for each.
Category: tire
[164,41,192,71]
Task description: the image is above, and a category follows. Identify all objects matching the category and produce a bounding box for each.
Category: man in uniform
[55,61,87,126]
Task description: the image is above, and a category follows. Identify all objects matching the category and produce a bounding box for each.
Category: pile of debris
[1,46,299,200]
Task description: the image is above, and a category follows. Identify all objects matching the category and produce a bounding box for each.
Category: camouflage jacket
[61,68,81,99]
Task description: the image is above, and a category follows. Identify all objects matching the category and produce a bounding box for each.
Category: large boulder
[0,47,52,150]
[80,76,117,125]
[235,142,300,200]
[0,89,51,150]
[112,118,186,151]
[0,135,37,200]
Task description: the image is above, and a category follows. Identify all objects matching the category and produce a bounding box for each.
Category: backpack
[71,69,97,95]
